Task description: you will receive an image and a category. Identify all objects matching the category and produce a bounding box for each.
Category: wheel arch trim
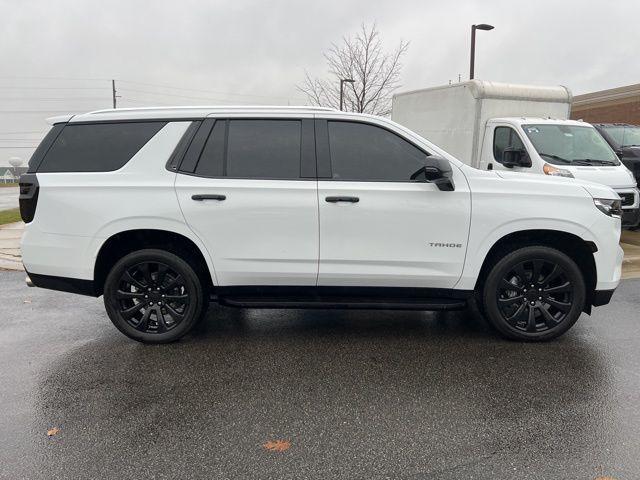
[463,227,598,309]
[90,222,219,293]
[456,219,589,289]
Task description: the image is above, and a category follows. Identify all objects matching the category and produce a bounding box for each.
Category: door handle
[325,196,359,203]
[191,194,226,201]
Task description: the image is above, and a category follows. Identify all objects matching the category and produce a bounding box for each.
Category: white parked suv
[20,106,624,343]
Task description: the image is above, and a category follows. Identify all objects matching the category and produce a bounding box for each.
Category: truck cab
[480,118,640,228]
[391,80,640,228]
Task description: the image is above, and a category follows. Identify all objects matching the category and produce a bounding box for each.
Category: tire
[104,249,206,343]
[481,246,586,341]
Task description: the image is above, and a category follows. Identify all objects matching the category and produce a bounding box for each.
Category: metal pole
[339,79,344,111]
[469,25,476,80]
[112,79,117,109]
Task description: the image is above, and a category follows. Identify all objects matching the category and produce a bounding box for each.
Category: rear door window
[37,122,166,173]
[226,120,301,179]
[194,120,226,177]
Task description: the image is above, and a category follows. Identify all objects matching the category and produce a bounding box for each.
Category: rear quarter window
[37,122,166,173]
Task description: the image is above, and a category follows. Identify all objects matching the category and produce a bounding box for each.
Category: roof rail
[87,105,336,115]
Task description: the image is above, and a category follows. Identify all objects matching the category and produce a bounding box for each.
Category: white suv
[20,106,624,343]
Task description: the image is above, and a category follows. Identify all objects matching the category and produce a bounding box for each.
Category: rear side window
[37,122,166,173]
[27,124,64,173]
[327,121,427,181]
[226,120,301,179]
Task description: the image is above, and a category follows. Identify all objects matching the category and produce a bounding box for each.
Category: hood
[560,165,636,189]
[494,170,619,200]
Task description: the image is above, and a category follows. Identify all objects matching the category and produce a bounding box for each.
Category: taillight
[18,173,39,223]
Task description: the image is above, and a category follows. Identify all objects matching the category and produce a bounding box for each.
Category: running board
[217,296,467,311]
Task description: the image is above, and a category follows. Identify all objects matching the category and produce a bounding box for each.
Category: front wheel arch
[481,245,586,341]
[474,229,597,312]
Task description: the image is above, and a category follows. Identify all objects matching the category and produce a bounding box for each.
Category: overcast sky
[1,0,639,166]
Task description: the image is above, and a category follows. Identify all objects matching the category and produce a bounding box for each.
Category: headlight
[543,163,574,178]
[594,198,622,218]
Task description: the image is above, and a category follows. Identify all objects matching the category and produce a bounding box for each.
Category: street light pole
[339,78,355,111]
[469,24,494,80]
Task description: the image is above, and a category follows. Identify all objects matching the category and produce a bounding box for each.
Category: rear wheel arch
[94,229,214,296]
[474,229,597,310]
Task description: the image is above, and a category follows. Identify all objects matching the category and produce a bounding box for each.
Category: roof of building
[573,83,640,107]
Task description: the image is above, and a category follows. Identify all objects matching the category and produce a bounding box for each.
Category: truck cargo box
[391,80,572,167]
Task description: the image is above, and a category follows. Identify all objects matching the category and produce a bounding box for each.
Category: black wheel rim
[115,261,190,334]
[496,259,574,333]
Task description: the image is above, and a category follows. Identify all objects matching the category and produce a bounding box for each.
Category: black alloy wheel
[482,246,586,341]
[115,261,189,334]
[496,259,574,333]
[104,249,205,343]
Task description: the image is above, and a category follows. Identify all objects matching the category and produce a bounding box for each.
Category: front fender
[455,218,589,290]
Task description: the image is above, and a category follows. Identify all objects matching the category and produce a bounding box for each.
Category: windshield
[602,125,640,148]
[522,124,620,166]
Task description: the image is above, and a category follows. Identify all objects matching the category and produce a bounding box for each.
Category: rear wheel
[104,249,206,343]
[482,246,586,341]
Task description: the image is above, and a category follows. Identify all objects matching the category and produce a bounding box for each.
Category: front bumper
[622,207,640,228]
[613,187,639,228]
[592,289,616,307]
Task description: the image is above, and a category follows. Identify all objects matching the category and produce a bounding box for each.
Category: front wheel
[104,249,206,343]
[482,246,586,341]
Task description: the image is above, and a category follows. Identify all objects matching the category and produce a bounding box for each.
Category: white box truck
[392,80,640,227]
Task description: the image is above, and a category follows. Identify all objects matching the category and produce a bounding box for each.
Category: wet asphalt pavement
[1,271,639,479]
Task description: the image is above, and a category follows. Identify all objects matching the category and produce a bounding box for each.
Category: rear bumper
[25,270,98,297]
[21,227,97,280]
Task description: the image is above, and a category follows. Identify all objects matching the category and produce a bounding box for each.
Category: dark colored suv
[593,123,640,187]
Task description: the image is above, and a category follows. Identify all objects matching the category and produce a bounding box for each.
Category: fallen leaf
[47,427,60,437]
[594,477,618,480]
[263,440,291,452]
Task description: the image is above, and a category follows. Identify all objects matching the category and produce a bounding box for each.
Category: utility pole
[112,79,117,109]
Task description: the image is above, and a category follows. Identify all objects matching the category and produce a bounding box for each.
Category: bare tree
[298,23,409,116]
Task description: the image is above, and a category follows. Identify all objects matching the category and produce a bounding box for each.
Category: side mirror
[615,149,624,160]
[410,155,455,191]
[500,147,532,168]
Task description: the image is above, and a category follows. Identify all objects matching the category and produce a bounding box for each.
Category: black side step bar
[217,297,467,311]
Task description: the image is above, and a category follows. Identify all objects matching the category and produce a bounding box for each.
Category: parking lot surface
[1,271,639,479]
